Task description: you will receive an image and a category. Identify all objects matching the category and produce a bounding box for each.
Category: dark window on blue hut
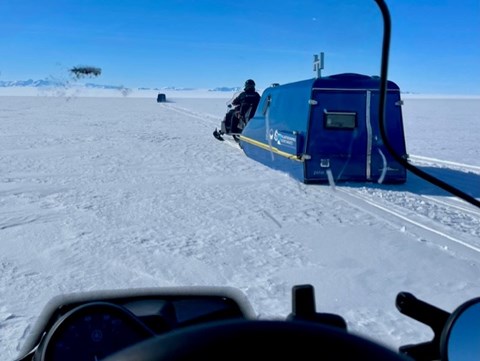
[324,111,357,129]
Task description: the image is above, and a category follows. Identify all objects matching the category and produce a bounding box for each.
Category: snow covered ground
[0,92,479,359]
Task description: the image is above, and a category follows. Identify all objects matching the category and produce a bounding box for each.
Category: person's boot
[213,128,224,141]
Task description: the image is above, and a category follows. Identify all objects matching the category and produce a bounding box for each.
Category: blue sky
[0,0,479,94]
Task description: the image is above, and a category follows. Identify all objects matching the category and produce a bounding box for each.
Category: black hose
[374,0,480,208]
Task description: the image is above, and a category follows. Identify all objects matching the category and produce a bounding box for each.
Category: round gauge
[39,302,154,361]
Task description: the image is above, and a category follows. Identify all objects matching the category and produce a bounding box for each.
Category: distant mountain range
[0,79,66,87]
[0,79,241,92]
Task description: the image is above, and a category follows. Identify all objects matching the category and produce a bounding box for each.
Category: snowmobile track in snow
[162,104,480,254]
[418,195,480,218]
[159,103,219,125]
[334,186,480,258]
[161,103,242,150]
[409,155,480,174]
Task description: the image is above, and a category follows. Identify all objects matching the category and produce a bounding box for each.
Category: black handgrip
[291,284,316,316]
[287,285,347,330]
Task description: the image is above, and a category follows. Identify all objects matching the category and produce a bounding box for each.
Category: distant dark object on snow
[70,66,102,79]
[157,93,166,103]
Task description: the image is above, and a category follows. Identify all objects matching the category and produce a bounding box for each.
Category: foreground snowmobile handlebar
[14,284,480,361]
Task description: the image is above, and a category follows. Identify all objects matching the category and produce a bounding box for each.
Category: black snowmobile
[213,91,258,143]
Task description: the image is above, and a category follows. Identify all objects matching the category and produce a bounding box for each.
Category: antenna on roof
[313,53,324,78]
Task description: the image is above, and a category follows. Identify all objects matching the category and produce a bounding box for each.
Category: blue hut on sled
[239,73,407,184]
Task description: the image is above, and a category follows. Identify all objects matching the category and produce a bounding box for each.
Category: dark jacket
[232,88,261,120]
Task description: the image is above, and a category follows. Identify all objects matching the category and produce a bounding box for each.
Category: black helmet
[244,79,255,89]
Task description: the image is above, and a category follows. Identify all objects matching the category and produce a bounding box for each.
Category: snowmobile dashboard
[14,284,480,361]
[15,286,255,361]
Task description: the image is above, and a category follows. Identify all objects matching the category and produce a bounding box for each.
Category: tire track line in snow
[158,103,480,252]
[407,154,480,216]
[160,103,242,150]
[409,155,480,173]
[420,195,480,218]
[337,187,480,254]
[159,103,219,126]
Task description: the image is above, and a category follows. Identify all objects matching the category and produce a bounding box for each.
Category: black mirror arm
[396,292,450,361]
[374,0,480,209]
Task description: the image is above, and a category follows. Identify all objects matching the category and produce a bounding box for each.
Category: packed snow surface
[1,93,479,359]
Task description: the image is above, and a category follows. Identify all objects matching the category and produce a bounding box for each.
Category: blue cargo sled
[239,73,407,184]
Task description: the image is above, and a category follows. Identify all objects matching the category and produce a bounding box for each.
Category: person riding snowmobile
[213,79,261,141]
